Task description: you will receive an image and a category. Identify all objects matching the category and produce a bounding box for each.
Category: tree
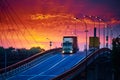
[112,37,120,80]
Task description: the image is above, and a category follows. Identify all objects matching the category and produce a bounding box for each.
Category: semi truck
[62,36,79,53]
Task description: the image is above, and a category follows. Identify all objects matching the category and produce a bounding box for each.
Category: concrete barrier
[52,48,111,80]
[0,48,61,74]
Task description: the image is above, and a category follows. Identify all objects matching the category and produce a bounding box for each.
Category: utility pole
[74,16,88,79]
[106,25,109,48]
[103,24,106,48]
[95,17,102,48]
[46,38,52,50]
[110,26,113,49]
[83,16,88,80]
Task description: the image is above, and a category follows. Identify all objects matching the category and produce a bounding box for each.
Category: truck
[62,36,79,53]
[89,27,100,51]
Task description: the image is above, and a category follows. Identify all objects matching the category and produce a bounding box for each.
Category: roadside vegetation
[112,36,120,80]
[0,46,45,69]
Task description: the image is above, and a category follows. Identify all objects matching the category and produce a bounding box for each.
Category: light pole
[73,17,88,53]
[95,16,102,48]
[110,25,113,49]
[73,18,79,35]
[83,16,88,54]
[99,18,106,48]
[89,16,96,28]
[83,16,88,80]
[106,24,109,48]
[103,24,105,47]
[103,23,109,48]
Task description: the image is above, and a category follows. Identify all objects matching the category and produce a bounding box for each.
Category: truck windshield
[63,43,72,46]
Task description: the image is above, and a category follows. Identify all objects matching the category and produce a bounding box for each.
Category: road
[7,51,86,80]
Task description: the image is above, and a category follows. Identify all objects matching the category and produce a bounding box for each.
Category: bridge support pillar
[87,59,113,80]
[72,57,113,80]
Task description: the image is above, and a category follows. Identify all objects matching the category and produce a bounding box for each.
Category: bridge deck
[7,51,86,80]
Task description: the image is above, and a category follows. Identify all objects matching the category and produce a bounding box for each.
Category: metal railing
[52,48,111,80]
[0,48,61,79]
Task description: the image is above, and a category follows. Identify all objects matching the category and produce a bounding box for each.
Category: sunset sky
[0,0,120,50]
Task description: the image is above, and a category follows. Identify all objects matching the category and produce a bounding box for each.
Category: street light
[89,15,96,28]
[74,16,88,79]
[83,16,88,53]
[95,17,101,38]
[110,25,113,49]
[98,18,106,48]
[83,17,88,77]
[103,23,109,48]
[73,17,88,53]
[95,16,102,48]
[73,18,77,35]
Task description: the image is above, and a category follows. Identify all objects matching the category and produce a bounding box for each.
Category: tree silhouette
[0,46,45,69]
[112,37,120,80]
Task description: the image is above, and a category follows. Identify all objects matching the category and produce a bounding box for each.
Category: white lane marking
[36,75,56,77]
[28,56,69,80]
[74,57,85,65]
[22,54,59,72]
[20,74,56,77]
[73,51,91,66]
[7,54,59,80]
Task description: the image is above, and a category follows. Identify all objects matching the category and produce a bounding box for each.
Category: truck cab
[62,41,73,53]
[62,36,79,54]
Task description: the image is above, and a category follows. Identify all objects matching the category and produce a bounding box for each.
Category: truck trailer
[62,36,79,53]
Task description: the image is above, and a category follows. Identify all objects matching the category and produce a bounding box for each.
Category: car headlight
[62,51,64,53]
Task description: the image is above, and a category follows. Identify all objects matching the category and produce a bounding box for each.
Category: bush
[0,46,45,69]
[112,37,120,80]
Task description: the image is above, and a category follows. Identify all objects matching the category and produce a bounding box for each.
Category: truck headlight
[62,51,64,53]
[70,51,73,53]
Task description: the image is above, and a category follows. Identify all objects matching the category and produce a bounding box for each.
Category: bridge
[0,48,111,80]
[0,0,114,79]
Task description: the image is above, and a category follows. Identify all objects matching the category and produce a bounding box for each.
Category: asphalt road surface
[7,51,86,80]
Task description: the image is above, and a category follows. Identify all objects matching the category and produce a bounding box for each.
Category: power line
[2,0,32,48]
[5,0,41,46]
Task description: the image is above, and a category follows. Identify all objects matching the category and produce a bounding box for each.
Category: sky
[0,0,120,50]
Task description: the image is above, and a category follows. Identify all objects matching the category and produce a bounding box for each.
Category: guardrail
[0,48,61,79]
[52,48,111,80]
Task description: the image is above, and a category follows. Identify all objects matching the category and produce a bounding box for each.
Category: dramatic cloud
[0,0,120,50]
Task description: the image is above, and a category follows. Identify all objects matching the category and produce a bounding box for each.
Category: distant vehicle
[89,27,100,51]
[89,37,100,51]
[62,36,79,53]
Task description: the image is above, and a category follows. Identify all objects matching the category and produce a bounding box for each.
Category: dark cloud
[2,0,120,20]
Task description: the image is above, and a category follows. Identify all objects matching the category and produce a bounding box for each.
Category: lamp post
[82,16,88,80]
[106,24,110,48]
[73,17,88,53]
[83,16,88,54]
[84,18,88,80]
[94,17,109,48]
[99,18,106,48]
[89,16,96,28]
[103,24,106,48]
[103,23,109,48]
[95,16,102,48]
[73,18,79,35]
[110,25,113,49]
